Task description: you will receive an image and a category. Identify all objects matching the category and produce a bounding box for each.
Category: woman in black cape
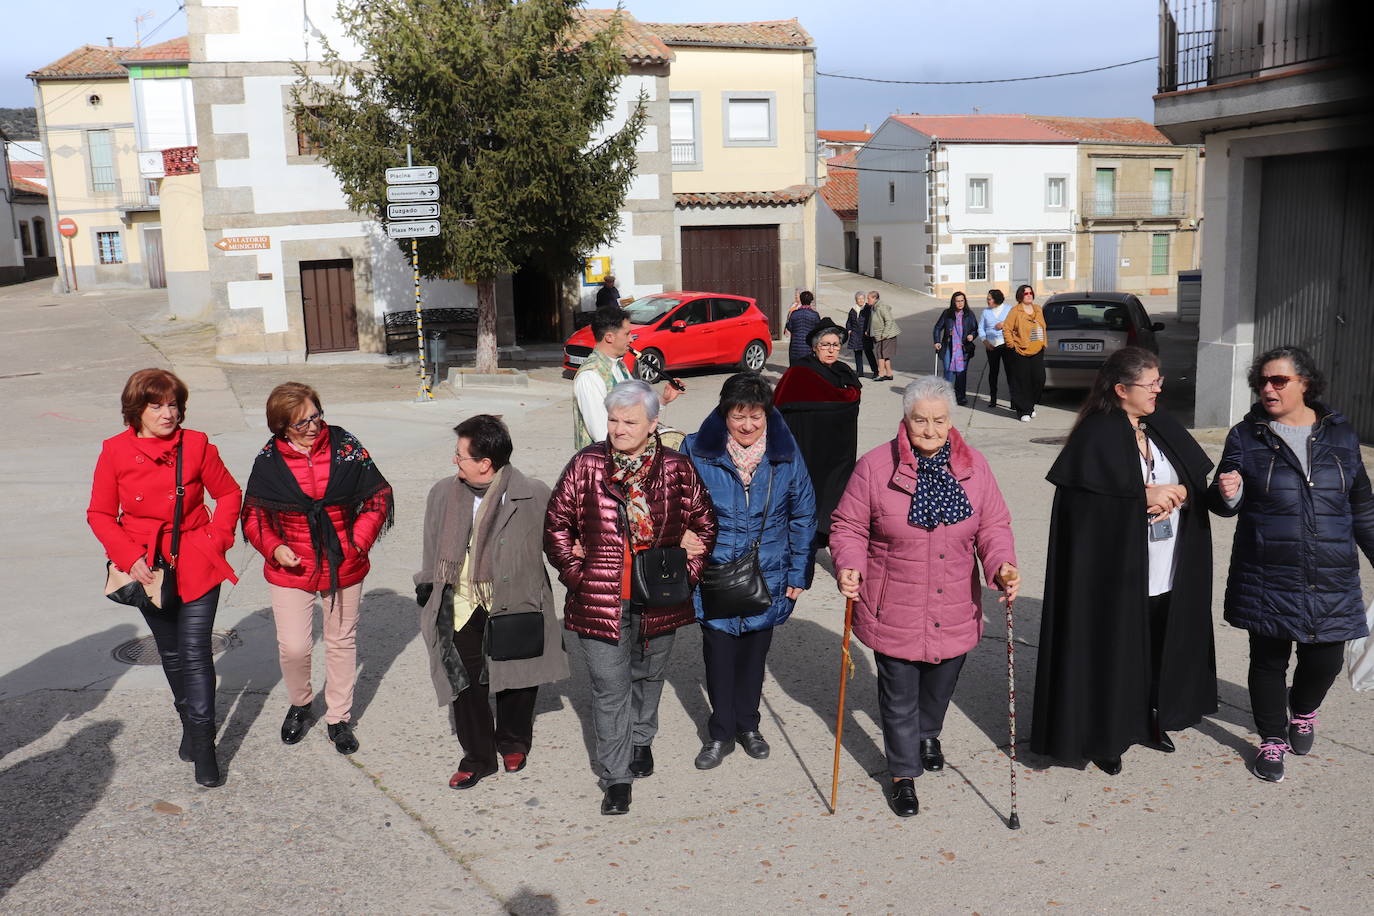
[1031,347,1215,774]
[773,318,862,548]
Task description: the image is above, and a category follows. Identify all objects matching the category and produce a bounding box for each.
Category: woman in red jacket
[87,368,242,788]
[242,382,393,755]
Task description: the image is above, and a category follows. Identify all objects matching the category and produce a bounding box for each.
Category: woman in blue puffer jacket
[682,372,817,770]
[1209,346,1374,784]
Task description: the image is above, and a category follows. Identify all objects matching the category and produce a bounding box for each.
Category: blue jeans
[141,586,222,726]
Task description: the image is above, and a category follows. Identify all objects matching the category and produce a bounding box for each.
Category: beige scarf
[434,466,509,614]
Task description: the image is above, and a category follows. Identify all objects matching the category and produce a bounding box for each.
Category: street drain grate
[112,629,240,665]
[1029,436,1069,446]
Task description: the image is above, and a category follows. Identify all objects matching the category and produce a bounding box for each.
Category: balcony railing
[1159,0,1347,93]
[117,189,161,212]
[671,140,698,166]
[1081,192,1189,220]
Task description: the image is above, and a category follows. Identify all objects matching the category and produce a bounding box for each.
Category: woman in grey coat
[416,414,569,789]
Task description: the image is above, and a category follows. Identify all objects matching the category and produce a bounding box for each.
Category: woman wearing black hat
[773,318,862,548]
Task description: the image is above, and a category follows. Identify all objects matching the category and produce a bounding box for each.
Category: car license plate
[1059,340,1103,353]
[567,355,585,365]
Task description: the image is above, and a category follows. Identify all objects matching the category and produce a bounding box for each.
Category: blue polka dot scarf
[908,440,973,530]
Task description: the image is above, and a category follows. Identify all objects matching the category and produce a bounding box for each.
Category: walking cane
[829,597,856,814]
[1005,592,1022,830]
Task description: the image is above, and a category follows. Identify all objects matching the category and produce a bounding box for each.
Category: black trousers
[1005,350,1045,417]
[984,344,1009,404]
[141,586,222,726]
[875,651,967,778]
[1247,632,1345,740]
[1147,593,1170,710]
[451,606,538,772]
[700,624,775,742]
[861,336,879,376]
[851,348,865,376]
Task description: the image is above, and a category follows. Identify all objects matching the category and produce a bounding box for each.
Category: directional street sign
[214,235,271,251]
[387,203,440,220]
[387,184,440,202]
[386,220,440,239]
[385,166,439,184]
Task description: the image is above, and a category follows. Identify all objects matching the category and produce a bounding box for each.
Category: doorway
[300,259,359,353]
[681,225,782,336]
[512,263,561,344]
[1092,233,1119,291]
[1011,242,1032,291]
[143,227,167,289]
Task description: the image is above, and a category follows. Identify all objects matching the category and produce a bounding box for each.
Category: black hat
[807,317,845,347]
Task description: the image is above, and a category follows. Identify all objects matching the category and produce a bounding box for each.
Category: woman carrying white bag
[1347,599,1374,692]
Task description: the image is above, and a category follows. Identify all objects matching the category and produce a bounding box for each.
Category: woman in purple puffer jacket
[830,375,1019,819]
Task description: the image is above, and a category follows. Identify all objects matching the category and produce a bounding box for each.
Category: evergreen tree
[294,0,646,372]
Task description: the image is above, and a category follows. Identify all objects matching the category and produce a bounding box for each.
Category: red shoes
[502,752,527,773]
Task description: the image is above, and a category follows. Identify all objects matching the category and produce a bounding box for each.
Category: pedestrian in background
[1209,346,1374,783]
[831,376,1019,817]
[1031,348,1215,775]
[682,373,816,770]
[933,291,979,406]
[572,306,682,450]
[859,292,879,379]
[544,380,717,816]
[868,290,899,381]
[88,368,242,788]
[242,382,394,757]
[1003,284,1047,422]
[784,290,821,366]
[416,414,568,790]
[978,289,1012,410]
[595,274,622,309]
[844,291,870,377]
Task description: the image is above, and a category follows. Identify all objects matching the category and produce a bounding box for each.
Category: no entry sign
[58,218,78,238]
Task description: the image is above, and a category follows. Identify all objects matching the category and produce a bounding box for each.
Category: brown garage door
[301,259,359,353]
[681,225,781,337]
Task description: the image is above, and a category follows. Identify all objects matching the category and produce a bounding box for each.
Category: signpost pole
[406,144,432,400]
[67,237,78,292]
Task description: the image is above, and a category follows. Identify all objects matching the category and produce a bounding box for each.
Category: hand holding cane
[830,594,856,814]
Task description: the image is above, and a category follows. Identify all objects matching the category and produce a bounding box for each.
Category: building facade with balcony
[1155,0,1373,439]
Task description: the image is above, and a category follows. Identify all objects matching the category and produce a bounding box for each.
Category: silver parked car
[1042,292,1164,388]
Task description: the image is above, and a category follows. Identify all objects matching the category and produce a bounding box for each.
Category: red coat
[87,427,241,602]
[242,427,388,590]
[544,440,717,640]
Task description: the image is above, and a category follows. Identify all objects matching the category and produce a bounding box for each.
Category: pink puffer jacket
[830,424,1017,664]
[544,439,718,641]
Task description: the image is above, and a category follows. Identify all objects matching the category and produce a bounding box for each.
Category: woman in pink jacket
[831,376,1019,818]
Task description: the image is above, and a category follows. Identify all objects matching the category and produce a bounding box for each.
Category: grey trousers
[577,603,677,789]
[875,651,967,779]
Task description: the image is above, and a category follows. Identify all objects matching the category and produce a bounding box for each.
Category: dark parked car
[1042,291,1165,388]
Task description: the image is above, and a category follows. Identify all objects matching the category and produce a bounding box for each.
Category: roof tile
[120,37,190,64]
[890,113,1175,145]
[1028,115,1172,145]
[642,19,812,49]
[675,185,816,208]
[819,171,857,220]
[818,130,872,143]
[574,10,673,64]
[28,44,134,80]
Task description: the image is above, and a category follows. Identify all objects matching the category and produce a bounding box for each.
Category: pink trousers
[269,583,363,725]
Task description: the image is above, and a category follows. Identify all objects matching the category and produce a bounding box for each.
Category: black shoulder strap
[750,466,774,550]
[169,441,184,566]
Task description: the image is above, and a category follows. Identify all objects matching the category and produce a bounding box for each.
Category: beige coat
[416,466,569,704]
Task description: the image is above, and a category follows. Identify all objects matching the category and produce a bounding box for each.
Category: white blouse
[1140,441,1181,597]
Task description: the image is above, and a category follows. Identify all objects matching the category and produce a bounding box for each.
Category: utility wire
[818,55,1157,85]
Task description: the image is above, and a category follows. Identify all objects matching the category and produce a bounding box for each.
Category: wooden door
[300,259,359,353]
[143,227,167,289]
[680,225,781,337]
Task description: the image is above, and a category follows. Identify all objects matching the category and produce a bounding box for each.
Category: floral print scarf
[726,433,768,487]
[610,437,658,548]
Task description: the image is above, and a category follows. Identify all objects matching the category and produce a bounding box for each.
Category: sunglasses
[1259,375,1298,391]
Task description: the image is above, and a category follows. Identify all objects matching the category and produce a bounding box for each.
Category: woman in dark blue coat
[933,292,979,406]
[1209,346,1374,783]
[682,372,817,770]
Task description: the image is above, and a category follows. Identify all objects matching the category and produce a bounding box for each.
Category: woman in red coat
[242,382,393,755]
[87,368,242,788]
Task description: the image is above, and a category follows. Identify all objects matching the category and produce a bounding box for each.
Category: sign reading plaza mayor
[385,163,441,238]
[385,220,440,239]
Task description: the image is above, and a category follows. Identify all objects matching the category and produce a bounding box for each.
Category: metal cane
[1005,594,1022,830]
[829,597,856,814]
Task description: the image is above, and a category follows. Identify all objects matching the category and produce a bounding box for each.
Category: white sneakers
[1019,415,1032,422]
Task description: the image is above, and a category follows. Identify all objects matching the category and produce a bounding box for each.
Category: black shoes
[280,703,314,745]
[629,744,654,778]
[327,721,359,755]
[919,738,944,771]
[1288,710,1318,756]
[1093,756,1122,775]
[737,731,770,760]
[888,778,919,817]
[188,722,223,788]
[1251,739,1288,782]
[175,704,193,762]
[1148,709,1175,753]
[694,740,734,770]
[601,782,632,815]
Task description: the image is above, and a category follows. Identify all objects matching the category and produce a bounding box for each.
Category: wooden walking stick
[1005,591,1021,830]
[830,597,856,814]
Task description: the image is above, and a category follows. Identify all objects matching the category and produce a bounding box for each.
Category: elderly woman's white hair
[604,378,661,421]
[901,375,957,416]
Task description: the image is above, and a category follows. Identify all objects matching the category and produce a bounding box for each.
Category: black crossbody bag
[699,468,773,620]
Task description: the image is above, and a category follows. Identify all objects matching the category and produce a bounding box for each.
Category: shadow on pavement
[507,885,561,915]
[212,606,282,767]
[0,622,139,762]
[0,720,123,900]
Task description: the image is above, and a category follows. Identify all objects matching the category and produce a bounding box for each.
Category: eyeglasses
[289,411,325,431]
[815,342,842,350]
[454,454,484,464]
[1259,374,1298,390]
[1127,378,1165,392]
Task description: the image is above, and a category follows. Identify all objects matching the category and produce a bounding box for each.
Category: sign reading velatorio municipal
[387,203,440,219]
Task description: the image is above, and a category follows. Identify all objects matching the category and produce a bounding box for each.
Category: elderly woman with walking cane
[830,376,1019,817]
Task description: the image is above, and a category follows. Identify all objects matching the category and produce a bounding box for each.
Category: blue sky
[2,1,1158,127]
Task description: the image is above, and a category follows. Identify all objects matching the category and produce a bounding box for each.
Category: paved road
[1,276,1370,914]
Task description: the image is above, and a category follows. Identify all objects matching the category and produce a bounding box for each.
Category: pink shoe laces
[1257,740,1289,761]
[1290,710,1318,736]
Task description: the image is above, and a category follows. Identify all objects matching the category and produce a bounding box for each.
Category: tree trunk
[475,276,498,373]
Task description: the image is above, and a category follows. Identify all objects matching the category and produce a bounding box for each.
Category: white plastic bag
[1347,597,1374,692]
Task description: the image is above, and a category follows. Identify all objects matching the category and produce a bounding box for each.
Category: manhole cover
[1029,436,1069,446]
[112,629,239,665]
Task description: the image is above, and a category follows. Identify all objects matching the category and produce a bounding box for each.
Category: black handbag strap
[168,441,184,567]
[746,465,773,552]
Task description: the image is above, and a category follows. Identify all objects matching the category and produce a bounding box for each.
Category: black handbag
[630,546,692,608]
[484,609,546,662]
[699,469,774,620]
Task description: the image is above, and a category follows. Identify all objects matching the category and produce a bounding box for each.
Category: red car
[563,291,773,381]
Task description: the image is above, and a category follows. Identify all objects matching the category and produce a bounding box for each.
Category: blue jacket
[786,307,821,363]
[682,407,818,634]
[1209,404,1374,643]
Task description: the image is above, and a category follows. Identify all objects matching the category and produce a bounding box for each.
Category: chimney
[106,36,114,47]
